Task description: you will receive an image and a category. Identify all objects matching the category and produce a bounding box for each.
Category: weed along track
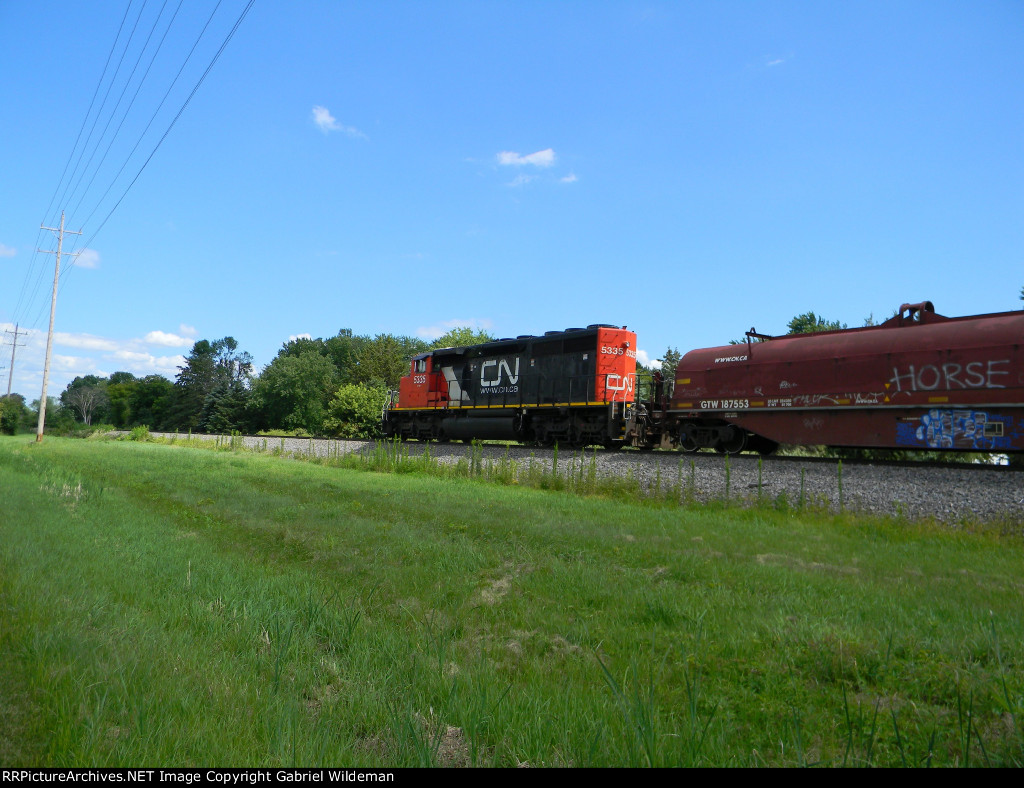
[149,431,1024,525]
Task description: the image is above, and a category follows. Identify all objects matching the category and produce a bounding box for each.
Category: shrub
[323,383,387,439]
[0,399,19,435]
[124,425,152,442]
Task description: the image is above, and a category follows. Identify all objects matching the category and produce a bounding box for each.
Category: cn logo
[481,358,520,387]
[607,374,634,393]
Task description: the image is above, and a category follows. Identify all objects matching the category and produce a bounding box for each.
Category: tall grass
[3,436,1023,767]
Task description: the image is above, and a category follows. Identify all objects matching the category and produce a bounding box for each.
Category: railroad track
[142,432,1023,525]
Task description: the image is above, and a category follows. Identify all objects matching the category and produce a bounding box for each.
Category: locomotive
[382,324,638,447]
[631,302,1024,455]
[383,303,1024,455]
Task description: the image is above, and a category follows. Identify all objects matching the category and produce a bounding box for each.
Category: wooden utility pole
[36,212,81,442]
[4,323,27,397]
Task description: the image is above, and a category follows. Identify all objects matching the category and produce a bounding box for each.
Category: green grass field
[2,435,1022,767]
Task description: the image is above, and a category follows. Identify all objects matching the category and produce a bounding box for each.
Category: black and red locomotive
[383,324,638,447]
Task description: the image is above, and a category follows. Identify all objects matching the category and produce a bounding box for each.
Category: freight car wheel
[679,434,699,453]
[716,428,747,455]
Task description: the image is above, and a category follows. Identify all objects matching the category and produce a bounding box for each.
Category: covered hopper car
[383,325,638,447]
[630,302,1024,455]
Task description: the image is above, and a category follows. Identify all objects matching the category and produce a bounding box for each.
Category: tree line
[0,326,493,438]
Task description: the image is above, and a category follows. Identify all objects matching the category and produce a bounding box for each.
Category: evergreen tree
[165,337,253,430]
[199,380,251,434]
[787,312,847,334]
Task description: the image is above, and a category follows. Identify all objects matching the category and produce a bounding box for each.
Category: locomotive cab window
[414,359,427,373]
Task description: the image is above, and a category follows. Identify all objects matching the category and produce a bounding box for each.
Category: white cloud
[312,105,339,131]
[54,332,120,352]
[179,323,197,337]
[151,355,186,374]
[74,248,100,269]
[416,318,494,341]
[497,148,556,167]
[26,329,195,392]
[560,172,578,183]
[762,53,792,68]
[112,350,153,363]
[53,354,92,371]
[99,350,186,375]
[312,105,365,137]
[0,243,15,257]
[144,330,192,347]
[289,333,313,342]
[507,174,537,188]
[636,349,652,367]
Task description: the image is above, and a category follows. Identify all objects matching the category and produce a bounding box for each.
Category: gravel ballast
[147,432,1023,525]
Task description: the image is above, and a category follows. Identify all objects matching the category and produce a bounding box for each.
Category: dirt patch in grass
[476,562,532,606]
[756,552,860,575]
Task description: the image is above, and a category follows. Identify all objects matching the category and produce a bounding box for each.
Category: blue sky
[2,1,1022,401]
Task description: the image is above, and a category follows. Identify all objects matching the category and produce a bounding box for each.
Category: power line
[71,0,219,236]
[64,0,174,227]
[67,0,185,229]
[13,1,255,335]
[15,0,253,335]
[3,324,28,398]
[35,213,81,442]
[9,0,136,331]
[50,0,151,230]
[37,1,136,230]
[65,0,255,269]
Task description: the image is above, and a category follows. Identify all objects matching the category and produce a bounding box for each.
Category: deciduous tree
[429,326,495,350]
[63,385,109,426]
[250,352,338,434]
[352,334,428,389]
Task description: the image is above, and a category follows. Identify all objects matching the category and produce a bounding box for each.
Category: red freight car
[646,302,1024,454]
[383,325,638,447]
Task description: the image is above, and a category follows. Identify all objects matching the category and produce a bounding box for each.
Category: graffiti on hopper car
[898,409,1010,450]
[888,360,1009,392]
